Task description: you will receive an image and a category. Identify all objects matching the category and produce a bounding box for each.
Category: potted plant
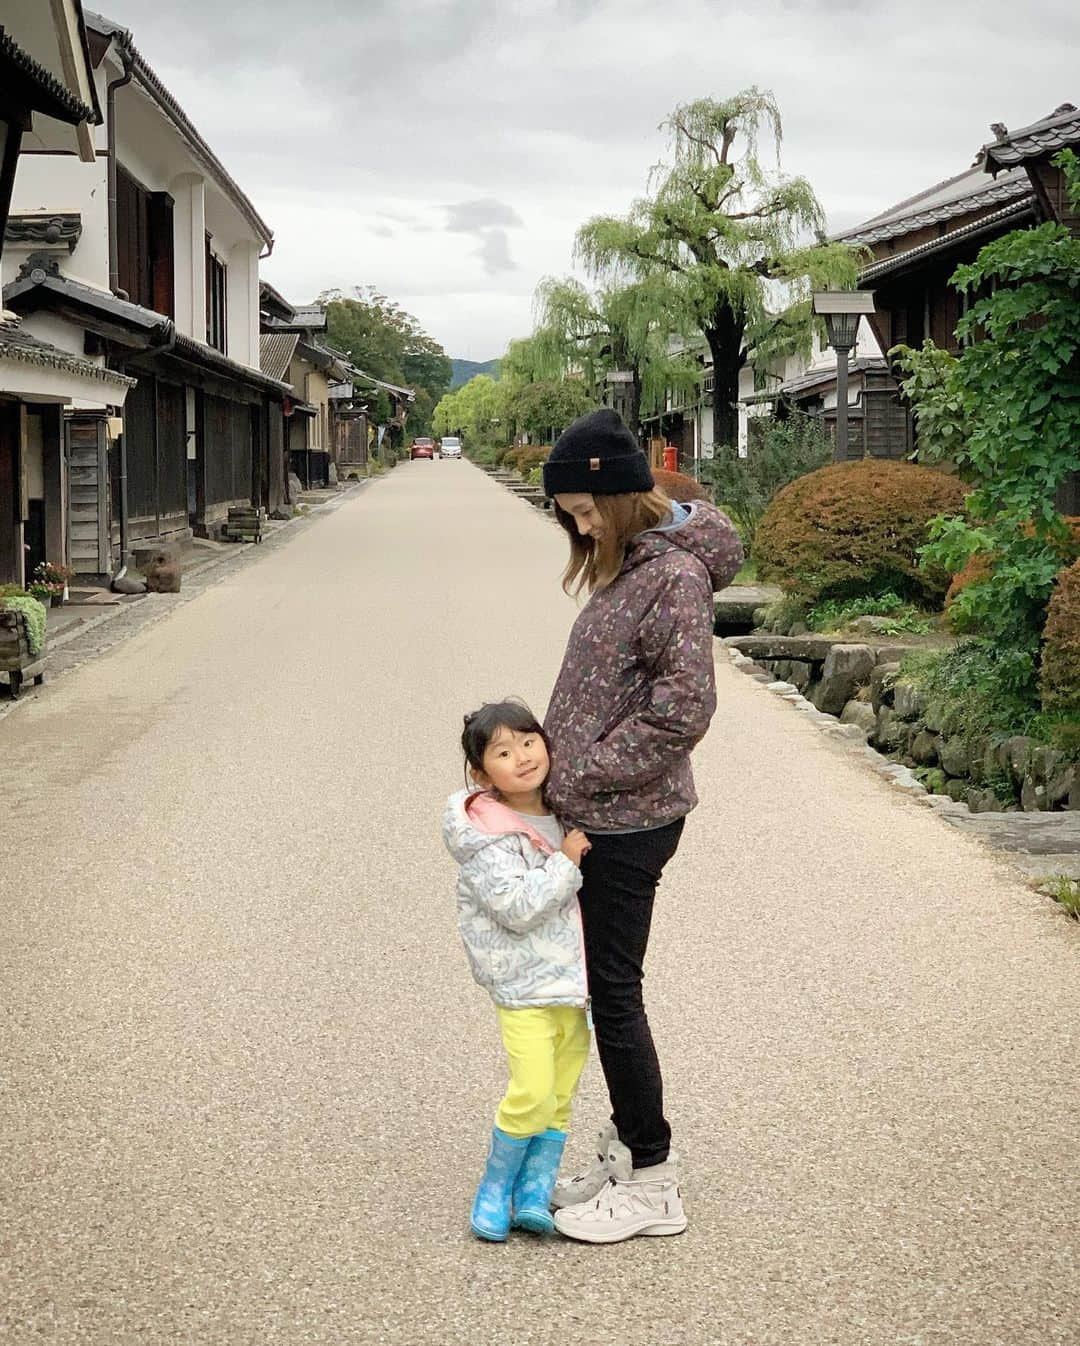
[33,560,73,606]
[0,583,48,696]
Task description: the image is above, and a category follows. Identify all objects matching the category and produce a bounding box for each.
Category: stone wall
[868,665,1079,814]
[724,634,1079,815]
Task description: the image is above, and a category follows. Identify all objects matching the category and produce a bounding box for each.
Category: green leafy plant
[700,413,832,553]
[806,591,933,635]
[899,644,1042,748]
[0,591,48,655]
[1044,874,1080,920]
[574,90,864,450]
[893,150,1080,693]
[757,595,808,632]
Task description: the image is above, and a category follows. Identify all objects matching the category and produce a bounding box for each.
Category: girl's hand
[561,829,591,866]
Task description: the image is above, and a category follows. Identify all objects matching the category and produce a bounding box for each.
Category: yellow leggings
[494,1006,590,1138]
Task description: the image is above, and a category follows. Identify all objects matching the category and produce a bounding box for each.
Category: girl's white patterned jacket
[442,788,588,1010]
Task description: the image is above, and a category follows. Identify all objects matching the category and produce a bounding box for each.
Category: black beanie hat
[542,408,654,497]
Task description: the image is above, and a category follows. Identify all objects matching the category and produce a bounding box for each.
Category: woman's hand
[560,829,592,866]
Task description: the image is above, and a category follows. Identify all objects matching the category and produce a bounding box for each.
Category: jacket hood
[622,500,743,592]
[443,788,557,864]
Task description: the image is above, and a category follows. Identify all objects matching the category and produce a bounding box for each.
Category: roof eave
[85,13,273,249]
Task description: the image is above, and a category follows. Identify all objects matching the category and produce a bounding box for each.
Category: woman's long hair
[553,488,672,595]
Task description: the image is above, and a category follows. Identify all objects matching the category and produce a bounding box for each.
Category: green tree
[320,286,451,437]
[702,412,833,553]
[532,276,694,439]
[574,90,862,450]
[893,149,1080,695]
[432,374,503,442]
[507,379,597,444]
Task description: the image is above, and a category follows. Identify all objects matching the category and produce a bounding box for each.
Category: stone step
[714,583,782,626]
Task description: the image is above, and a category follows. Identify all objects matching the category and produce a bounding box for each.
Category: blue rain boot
[470,1128,531,1242]
[510,1128,567,1235]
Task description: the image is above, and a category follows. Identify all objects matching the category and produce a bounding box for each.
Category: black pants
[578,818,685,1169]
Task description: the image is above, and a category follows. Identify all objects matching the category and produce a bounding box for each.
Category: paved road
[2,461,1077,1346]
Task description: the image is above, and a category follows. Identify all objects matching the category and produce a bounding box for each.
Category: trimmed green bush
[754,459,967,605]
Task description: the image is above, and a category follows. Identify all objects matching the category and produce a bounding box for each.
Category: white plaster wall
[9,54,265,368]
[171,173,206,340]
[226,241,260,368]
[6,154,109,290]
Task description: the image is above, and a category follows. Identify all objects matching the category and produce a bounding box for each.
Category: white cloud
[101,0,1079,359]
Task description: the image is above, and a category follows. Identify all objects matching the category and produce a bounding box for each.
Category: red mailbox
[662,445,679,473]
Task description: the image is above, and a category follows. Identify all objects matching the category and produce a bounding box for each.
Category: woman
[541,408,742,1244]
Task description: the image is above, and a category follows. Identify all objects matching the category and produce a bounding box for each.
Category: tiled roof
[5,267,291,397]
[258,280,295,323]
[5,264,172,341]
[349,366,415,400]
[859,197,1037,284]
[982,104,1080,170]
[259,331,299,383]
[290,306,328,331]
[84,10,274,249]
[0,27,95,124]
[0,312,135,390]
[835,165,1033,246]
[743,357,888,404]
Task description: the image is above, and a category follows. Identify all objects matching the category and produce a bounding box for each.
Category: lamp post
[813,290,875,461]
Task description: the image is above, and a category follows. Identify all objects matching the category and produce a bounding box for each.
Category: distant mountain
[450,357,499,389]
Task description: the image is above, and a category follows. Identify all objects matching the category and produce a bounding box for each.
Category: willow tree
[432,373,504,442]
[575,90,862,449]
[532,276,694,440]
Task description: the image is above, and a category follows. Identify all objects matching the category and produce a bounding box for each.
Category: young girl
[442,699,592,1242]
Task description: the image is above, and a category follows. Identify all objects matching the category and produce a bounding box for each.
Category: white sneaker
[550,1122,617,1210]
[553,1139,687,1243]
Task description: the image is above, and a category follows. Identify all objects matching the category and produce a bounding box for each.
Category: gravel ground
[1,460,1077,1346]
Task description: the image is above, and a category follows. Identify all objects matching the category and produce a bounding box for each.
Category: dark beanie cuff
[542,407,654,497]
[543,451,654,497]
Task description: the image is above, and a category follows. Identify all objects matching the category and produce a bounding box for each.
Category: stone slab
[715,584,782,625]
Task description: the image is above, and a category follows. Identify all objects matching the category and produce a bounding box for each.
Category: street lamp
[813,290,875,461]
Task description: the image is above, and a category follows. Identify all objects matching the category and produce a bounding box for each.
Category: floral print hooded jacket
[544,500,743,832]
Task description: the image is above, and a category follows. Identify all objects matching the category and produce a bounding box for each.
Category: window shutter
[149,192,175,318]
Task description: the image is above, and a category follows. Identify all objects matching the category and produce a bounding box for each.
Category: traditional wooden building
[844,162,1038,360]
[981,103,1080,237]
[841,103,1080,511]
[258,286,350,490]
[1,1,135,588]
[2,10,289,576]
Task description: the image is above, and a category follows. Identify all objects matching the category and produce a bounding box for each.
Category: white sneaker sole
[553,1212,688,1244]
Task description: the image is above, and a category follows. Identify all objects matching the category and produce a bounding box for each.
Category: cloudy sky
[99,0,1078,361]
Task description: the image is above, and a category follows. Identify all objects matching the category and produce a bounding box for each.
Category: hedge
[754,459,967,605]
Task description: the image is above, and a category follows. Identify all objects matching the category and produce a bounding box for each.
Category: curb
[720,642,1080,893]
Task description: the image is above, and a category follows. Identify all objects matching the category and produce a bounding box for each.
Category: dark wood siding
[123,375,187,540]
[205,394,251,507]
[0,400,23,586]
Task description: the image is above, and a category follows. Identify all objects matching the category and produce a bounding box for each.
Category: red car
[410,438,435,460]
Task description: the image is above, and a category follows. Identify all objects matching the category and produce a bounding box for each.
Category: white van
[439,436,462,459]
